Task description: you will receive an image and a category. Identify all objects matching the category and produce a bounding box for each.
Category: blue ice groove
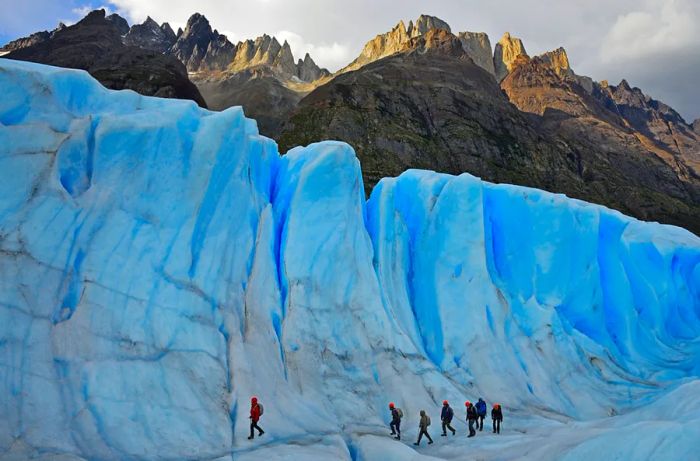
[0,59,699,461]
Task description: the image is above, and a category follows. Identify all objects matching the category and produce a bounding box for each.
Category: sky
[1,0,698,122]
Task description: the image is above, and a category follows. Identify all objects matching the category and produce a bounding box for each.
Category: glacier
[0,58,699,461]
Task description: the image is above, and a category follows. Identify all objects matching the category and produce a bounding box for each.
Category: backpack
[426,416,431,426]
[447,407,454,419]
[477,401,486,415]
[397,408,403,419]
[258,403,264,416]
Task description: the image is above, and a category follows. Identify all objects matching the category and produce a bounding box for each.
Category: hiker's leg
[249,421,255,439]
[417,429,424,444]
[426,431,433,443]
[390,421,396,434]
[396,420,401,436]
[441,421,447,435]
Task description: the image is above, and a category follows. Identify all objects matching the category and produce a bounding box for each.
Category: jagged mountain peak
[342,13,453,73]
[410,14,451,36]
[494,31,529,81]
[124,14,177,53]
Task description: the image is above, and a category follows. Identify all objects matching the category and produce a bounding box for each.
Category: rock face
[0,31,50,53]
[494,32,528,81]
[457,31,495,75]
[279,30,700,234]
[170,13,218,70]
[595,79,700,178]
[4,9,206,107]
[297,52,330,81]
[341,15,496,76]
[124,16,177,52]
[105,13,130,35]
[408,14,451,36]
[538,47,572,77]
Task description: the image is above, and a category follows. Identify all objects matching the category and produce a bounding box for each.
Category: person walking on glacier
[413,410,434,446]
[389,402,403,440]
[476,398,487,431]
[440,400,456,436]
[248,396,265,440]
[465,401,478,437]
[492,403,503,434]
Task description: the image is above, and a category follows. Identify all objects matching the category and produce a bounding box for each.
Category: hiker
[389,402,403,440]
[248,396,265,440]
[465,401,478,437]
[413,410,434,446]
[476,398,487,431]
[492,403,503,434]
[440,400,456,436]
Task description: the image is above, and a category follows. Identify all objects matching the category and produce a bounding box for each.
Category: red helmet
[465,401,471,406]
[389,402,395,409]
[251,396,258,404]
[493,403,499,409]
[443,400,449,405]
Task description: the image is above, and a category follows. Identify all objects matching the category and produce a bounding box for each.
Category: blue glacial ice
[0,59,699,461]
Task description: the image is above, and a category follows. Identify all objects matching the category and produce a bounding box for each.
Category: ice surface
[0,59,698,460]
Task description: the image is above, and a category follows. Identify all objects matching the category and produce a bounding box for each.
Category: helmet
[493,403,499,409]
[465,401,471,406]
[443,400,449,405]
[389,402,395,409]
[251,397,258,404]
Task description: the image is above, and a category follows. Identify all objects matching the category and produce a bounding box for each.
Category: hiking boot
[394,436,400,440]
[468,434,475,438]
[428,441,433,444]
[451,429,456,435]
[247,436,254,440]
[390,431,396,436]
[441,433,447,437]
[413,442,420,446]
[258,431,264,436]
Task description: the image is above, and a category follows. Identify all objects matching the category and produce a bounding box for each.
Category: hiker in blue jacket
[476,398,487,431]
[440,400,456,436]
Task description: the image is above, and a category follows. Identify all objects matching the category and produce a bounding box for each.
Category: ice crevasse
[0,59,699,461]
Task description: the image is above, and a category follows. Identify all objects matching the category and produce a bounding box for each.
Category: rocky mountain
[106,13,130,35]
[0,22,67,54]
[123,16,177,53]
[3,10,206,107]
[457,31,495,75]
[341,14,451,73]
[279,28,700,234]
[494,32,528,81]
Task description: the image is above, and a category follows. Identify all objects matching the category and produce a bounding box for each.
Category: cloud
[275,30,351,70]
[601,0,699,62]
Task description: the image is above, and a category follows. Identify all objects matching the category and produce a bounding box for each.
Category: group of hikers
[390,398,504,446]
[246,396,504,446]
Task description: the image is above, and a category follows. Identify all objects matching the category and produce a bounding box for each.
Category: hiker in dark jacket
[248,396,264,440]
[413,410,434,446]
[389,402,402,440]
[465,401,478,437]
[492,403,503,434]
[440,400,456,436]
[476,398,487,431]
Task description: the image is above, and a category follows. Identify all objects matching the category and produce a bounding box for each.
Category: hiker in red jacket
[248,396,265,440]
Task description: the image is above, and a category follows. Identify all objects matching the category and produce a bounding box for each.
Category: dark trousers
[468,419,476,436]
[478,415,485,431]
[417,428,433,444]
[493,419,501,433]
[390,420,401,436]
[441,420,455,435]
[249,420,264,438]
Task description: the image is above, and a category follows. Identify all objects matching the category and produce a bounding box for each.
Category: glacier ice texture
[0,58,699,461]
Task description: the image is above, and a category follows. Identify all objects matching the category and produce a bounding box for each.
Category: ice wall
[0,59,698,460]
